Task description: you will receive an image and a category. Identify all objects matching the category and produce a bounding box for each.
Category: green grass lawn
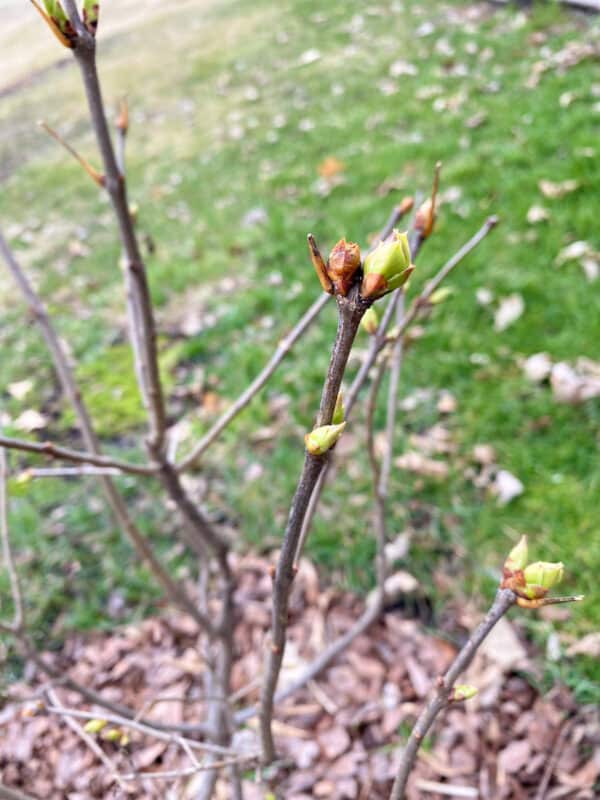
[0,0,598,698]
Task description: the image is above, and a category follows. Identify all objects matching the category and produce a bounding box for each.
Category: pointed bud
[361,230,414,300]
[415,161,441,240]
[449,684,478,702]
[504,536,528,573]
[428,287,454,305]
[307,234,333,294]
[83,718,108,734]
[304,422,346,455]
[361,307,379,335]
[102,727,122,742]
[332,392,345,425]
[415,198,435,239]
[31,0,75,47]
[524,561,564,591]
[82,0,100,36]
[326,239,361,296]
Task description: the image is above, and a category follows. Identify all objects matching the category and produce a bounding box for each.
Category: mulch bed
[0,555,598,799]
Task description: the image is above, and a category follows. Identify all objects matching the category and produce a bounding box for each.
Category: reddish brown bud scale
[326,238,361,296]
[307,234,334,294]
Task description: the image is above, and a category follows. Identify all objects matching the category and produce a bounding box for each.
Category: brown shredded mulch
[0,554,598,799]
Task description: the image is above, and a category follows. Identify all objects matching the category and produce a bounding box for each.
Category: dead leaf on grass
[494,294,525,332]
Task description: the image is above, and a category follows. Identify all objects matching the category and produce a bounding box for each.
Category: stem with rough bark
[258,289,368,762]
[388,588,517,800]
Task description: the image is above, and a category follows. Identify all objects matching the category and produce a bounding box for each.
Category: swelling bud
[449,684,478,702]
[304,422,346,455]
[361,229,414,300]
[524,561,564,591]
[361,306,379,335]
[504,535,528,573]
[327,238,361,296]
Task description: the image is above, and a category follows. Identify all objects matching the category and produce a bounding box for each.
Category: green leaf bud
[304,422,346,455]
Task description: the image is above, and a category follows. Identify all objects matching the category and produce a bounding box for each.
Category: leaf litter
[1,554,597,799]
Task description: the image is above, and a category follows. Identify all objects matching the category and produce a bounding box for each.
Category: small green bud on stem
[83,718,108,734]
[304,422,346,455]
[449,684,478,702]
[332,392,345,425]
[361,306,379,335]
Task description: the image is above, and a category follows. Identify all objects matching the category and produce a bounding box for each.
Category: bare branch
[259,288,368,762]
[120,753,258,782]
[66,29,167,452]
[46,688,130,792]
[0,434,158,476]
[39,121,104,186]
[0,448,24,630]
[388,588,517,800]
[42,705,235,755]
[0,231,208,631]
[0,785,38,800]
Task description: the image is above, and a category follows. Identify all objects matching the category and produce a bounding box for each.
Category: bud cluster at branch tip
[304,422,346,456]
[360,229,414,300]
[31,0,76,47]
[31,1,99,47]
[501,535,577,608]
[307,234,362,297]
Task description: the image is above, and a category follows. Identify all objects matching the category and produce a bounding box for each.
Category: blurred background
[0,0,598,700]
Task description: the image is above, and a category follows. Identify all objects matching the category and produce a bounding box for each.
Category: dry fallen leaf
[491,469,524,505]
[494,294,525,332]
[551,361,600,404]
[14,409,48,432]
[522,352,553,383]
[566,633,600,659]
[395,451,449,479]
[317,156,346,178]
[7,379,33,401]
[538,178,579,199]
[526,205,550,224]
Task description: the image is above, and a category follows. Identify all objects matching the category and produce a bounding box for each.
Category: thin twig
[177,197,413,472]
[0,434,158,476]
[534,717,576,800]
[0,233,207,630]
[297,216,499,558]
[42,706,234,755]
[120,753,258,782]
[177,293,330,471]
[259,288,368,762]
[46,688,130,791]
[388,588,517,800]
[0,447,24,630]
[0,785,38,800]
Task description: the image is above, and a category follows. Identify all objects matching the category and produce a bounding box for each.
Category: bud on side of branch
[449,684,478,702]
[361,306,379,335]
[83,0,100,36]
[361,230,414,300]
[304,422,346,455]
[326,238,361,296]
[83,718,108,734]
[332,393,345,425]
